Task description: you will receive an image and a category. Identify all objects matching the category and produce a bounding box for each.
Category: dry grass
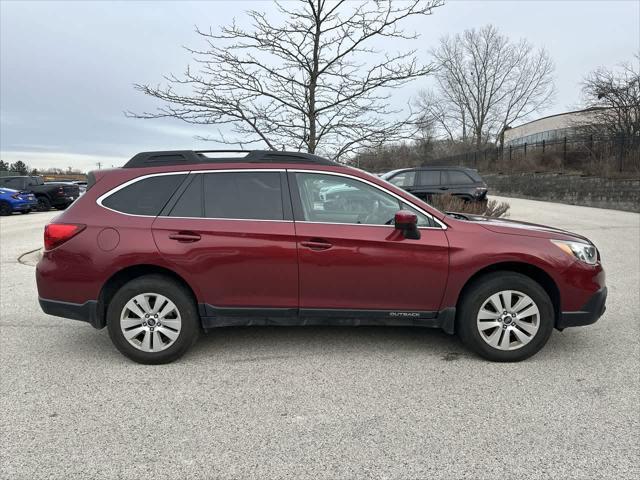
[429,194,510,218]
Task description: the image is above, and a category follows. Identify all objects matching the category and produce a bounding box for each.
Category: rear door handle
[168,231,201,243]
[300,238,333,251]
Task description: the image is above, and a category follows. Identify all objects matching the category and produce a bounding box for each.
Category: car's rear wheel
[457,272,554,361]
[107,275,199,364]
[36,196,51,212]
[20,210,30,214]
[0,201,12,216]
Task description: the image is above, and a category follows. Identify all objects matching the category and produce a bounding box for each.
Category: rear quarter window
[444,171,475,185]
[101,174,185,216]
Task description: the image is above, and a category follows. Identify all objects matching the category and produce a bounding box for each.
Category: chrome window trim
[96,169,287,219]
[95,168,448,229]
[289,169,448,230]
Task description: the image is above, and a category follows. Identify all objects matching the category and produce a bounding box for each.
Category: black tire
[457,272,554,362]
[55,203,69,210]
[0,201,12,216]
[36,196,51,212]
[20,210,30,214]
[107,275,200,364]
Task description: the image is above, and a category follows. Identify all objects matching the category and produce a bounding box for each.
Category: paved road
[1,200,639,480]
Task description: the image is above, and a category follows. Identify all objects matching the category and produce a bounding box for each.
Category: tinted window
[4,178,25,189]
[419,170,440,185]
[444,171,474,185]
[102,174,185,216]
[204,172,283,220]
[295,172,432,227]
[388,171,416,187]
[169,175,203,217]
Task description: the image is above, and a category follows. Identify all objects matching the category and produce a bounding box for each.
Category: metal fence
[430,135,640,177]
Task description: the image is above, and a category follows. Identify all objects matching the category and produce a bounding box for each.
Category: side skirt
[199,304,456,333]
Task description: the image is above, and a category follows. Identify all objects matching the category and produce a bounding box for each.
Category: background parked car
[0,187,37,215]
[381,166,488,203]
[0,175,80,211]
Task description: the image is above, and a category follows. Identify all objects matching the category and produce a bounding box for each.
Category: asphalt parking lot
[1,198,639,480]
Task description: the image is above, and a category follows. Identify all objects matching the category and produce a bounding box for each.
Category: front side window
[101,174,185,216]
[203,172,284,220]
[295,172,432,226]
[388,170,416,187]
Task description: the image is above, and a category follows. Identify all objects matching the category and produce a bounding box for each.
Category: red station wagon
[36,150,607,364]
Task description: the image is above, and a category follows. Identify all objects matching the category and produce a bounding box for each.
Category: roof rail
[123,150,337,168]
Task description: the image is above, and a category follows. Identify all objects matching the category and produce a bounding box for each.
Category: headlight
[551,240,598,265]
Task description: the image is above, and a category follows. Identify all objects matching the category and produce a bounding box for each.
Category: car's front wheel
[36,196,51,212]
[0,201,12,216]
[107,275,200,364]
[457,272,554,361]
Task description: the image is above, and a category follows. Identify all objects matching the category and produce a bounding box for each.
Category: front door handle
[168,231,201,243]
[300,238,333,251]
[439,186,449,190]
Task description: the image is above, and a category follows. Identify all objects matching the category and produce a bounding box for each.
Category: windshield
[379,169,403,180]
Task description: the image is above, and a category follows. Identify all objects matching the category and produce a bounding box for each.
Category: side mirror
[394,210,420,240]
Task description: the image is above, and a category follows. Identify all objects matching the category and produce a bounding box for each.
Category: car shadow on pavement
[52,322,593,365]
[188,326,469,362]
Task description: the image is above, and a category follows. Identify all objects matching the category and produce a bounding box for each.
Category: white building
[503,108,601,146]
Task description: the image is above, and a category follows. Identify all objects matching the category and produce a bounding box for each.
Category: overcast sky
[1,0,638,171]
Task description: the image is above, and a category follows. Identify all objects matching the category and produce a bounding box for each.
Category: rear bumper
[38,297,103,329]
[50,196,76,207]
[558,286,607,328]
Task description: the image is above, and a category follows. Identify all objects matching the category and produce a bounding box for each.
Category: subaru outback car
[36,150,606,364]
[381,166,488,202]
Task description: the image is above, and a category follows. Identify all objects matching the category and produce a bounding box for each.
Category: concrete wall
[483,173,640,212]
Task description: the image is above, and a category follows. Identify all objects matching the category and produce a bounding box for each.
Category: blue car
[0,187,38,215]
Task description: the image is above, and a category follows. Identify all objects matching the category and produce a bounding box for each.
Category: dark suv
[0,175,80,211]
[381,166,488,202]
[36,150,606,364]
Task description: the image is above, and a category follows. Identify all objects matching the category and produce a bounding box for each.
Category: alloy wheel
[476,290,540,351]
[120,293,182,352]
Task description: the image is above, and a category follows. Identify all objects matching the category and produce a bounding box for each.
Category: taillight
[56,187,65,196]
[44,223,86,251]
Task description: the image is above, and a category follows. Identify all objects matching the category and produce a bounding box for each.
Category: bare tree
[579,55,640,139]
[128,0,443,161]
[420,25,555,149]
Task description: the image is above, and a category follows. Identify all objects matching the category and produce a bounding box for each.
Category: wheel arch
[96,264,199,329]
[456,261,561,328]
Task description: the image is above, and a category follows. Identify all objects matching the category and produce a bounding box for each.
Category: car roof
[123,150,338,169]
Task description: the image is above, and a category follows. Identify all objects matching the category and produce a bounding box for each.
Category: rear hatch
[62,184,80,197]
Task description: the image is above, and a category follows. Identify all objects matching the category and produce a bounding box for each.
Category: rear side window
[169,175,203,217]
[203,172,284,220]
[444,171,475,185]
[101,174,185,216]
[419,170,440,186]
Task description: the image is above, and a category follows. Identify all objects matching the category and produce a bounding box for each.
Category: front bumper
[13,203,32,211]
[39,297,103,329]
[558,286,607,328]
